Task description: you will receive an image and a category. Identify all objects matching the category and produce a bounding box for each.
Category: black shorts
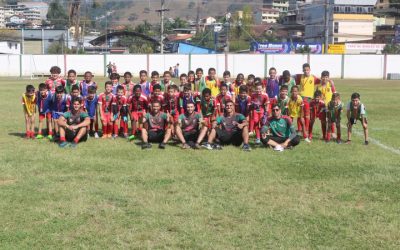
[261,135,300,147]
[216,128,243,146]
[148,130,165,143]
[183,130,199,143]
[66,128,87,143]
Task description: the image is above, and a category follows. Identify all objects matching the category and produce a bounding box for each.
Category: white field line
[340,125,400,155]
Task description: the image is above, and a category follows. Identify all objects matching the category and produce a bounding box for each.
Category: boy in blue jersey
[36,83,53,139]
[85,86,99,138]
[51,85,69,140]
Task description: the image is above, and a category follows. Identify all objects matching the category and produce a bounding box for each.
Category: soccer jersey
[263,115,294,138]
[144,112,168,131]
[216,113,245,132]
[264,78,280,99]
[200,97,217,117]
[270,96,289,115]
[310,99,326,119]
[295,74,320,99]
[232,81,245,97]
[196,76,206,93]
[165,94,180,115]
[98,92,115,113]
[80,81,97,97]
[128,95,148,112]
[179,93,200,114]
[148,94,165,110]
[288,95,303,118]
[235,95,251,117]
[51,94,69,118]
[179,112,202,133]
[45,78,65,93]
[279,78,296,96]
[316,81,336,104]
[250,93,269,113]
[122,82,135,97]
[160,80,175,92]
[65,80,80,94]
[205,76,220,97]
[346,102,366,119]
[84,95,98,118]
[63,111,89,125]
[140,82,152,97]
[216,93,232,113]
[114,95,128,115]
[36,91,52,114]
[22,93,36,116]
[327,101,343,121]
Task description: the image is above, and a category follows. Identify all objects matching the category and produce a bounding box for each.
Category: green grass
[1,77,399,249]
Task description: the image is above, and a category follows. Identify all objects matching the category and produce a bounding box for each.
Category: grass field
[0,77,399,249]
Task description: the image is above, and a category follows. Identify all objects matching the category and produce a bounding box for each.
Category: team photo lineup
[21,63,369,151]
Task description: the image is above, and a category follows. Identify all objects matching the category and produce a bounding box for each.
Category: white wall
[1,53,400,79]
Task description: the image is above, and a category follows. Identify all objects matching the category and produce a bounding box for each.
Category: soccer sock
[108,124,113,135]
[49,130,53,135]
[331,123,335,134]
[26,131,30,137]
[304,118,310,135]
[102,123,108,135]
[255,126,260,139]
[297,119,302,133]
[321,123,327,140]
[249,119,254,133]
[122,121,128,134]
[308,122,314,139]
[113,123,118,135]
[60,136,66,142]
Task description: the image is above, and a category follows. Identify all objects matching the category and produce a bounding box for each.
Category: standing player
[164,85,180,129]
[347,92,368,145]
[80,71,97,97]
[216,83,232,116]
[122,71,135,97]
[65,69,79,94]
[45,66,65,93]
[36,83,53,139]
[139,70,152,97]
[235,85,251,121]
[98,81,116,138]
[112,85,129,138]
[22,84,36,139]
[110,72,121,95]
[288,85,309,142]
[51,85,69,140]
[279,70,296,97]
[85,86,99,138]
[128,84,149,141]
[148,84,165,111]
[141,100,172,149]
[264,67,280,100]
[205,68,220,97]
[195,68,207,93]
[232,73,245,102]
[187,70,197,92]
[179,85,200,114]
[250,81,269,144]
[309,90,326,141]
[160,71,174,92]
[199,88,217,130]
[327,93,343,143]
[270,85,289,116]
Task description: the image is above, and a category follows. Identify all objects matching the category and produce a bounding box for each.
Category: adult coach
[57,97,90,148]
[261,104,300,151]
[205,100,251,151]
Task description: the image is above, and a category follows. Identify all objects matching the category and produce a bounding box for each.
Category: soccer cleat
[70,142,78,148]
[193,143,202,149]
[128,135,135,141]
[101,134,108,139]
[141,143,152,150]
[181,143,191,149]
[94,132,99,139]
[202,142,213,150]
[364,140,369,145]
[274,145,284,152]
[112,134,118,139]
[254,138,261,145]
[59,141,69,148]
[47,135,53,140]
[242,144,251,152]
[159,142,166,149]
[212,143,222,150]
[123,133,129,139]
[337,139,342,144]
[36,134,44,139]
[304,138,311,143]
[346,140,351,144]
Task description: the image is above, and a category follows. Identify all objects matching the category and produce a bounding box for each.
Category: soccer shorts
[183,130,199,142]
[131,111,145,121]
[216,128,243,146]
[66,128,88,142]
[148,130,165,143]
[39,112,52,121]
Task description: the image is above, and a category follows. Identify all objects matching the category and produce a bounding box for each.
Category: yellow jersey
[22,93,36,116]
[205,77,220,97]
[296,74,320,99]
[316,81,335,105]
[288,95,303,118]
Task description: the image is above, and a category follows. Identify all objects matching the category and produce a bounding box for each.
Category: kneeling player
[205,100,251,151]
[57,97,90,148]
[141,100,172,149]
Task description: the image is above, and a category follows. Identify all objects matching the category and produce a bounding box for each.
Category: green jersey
[262,115,294,138]
[280,78,296,96]
[144,112,168,131]
[63,111,89,125]
[179,112,202,133]
[216,113,245,132]
[347,102,367,120]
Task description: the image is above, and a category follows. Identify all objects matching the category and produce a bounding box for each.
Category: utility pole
[196,0,200,34]
[324,0,330,54]
[156,0,169,54]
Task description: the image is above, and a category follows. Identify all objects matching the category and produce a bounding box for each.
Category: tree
[382,44,400,54]
[47,0,68,29]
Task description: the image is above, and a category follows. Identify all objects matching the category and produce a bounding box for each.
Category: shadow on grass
[8,132,25,138]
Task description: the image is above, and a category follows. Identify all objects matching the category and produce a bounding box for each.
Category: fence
[0,53,398,79]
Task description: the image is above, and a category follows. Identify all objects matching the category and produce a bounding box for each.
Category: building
[259,8,281,23]
[302,0,377,44]
[264,0,290,13]
[19,2,49,20]
[373,0,400,43]
[0,40,21,54]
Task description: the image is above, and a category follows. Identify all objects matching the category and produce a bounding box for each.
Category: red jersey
[98,92,115,113]
[128,94,148,112]
[216,93,232,114]
[164,93,180,115]
[66,94,85,111]
[122,82,135,97]
[310,99,326,119]
[148,94,165,110]
[251,93,269,113]
[114,95,127,111]
[45,78,65,93]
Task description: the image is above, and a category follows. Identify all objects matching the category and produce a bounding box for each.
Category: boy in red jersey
[164,84,180,127]
[216,83,232,116]
[128,84,149,141]
[309,90,327,141]
[250,80,269,144]
[98,81,116,138]
[45,66,65,93]
[122,71,135,97]
[148,84,165,111]
[112,85,129,138]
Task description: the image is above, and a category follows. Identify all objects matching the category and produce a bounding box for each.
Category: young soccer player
[235,85,251,121]
[187,70,197,92]
[22,84,36,139]
[309,90,326,141]
[80,71,97,97]
[195,68,206,93]
[165,84,180,127]
[57,97,90,148]
[110,72,120,95]
[141,100,172,149]
[36,83,53,139]
[51,85,69,139]
[216,83,232,116]
[346,92,368,145]
[199,88,217,130]
[222,70,233,94]
[85,86,99,138]
[122,71,135,97]
[279,70,296,97]
[179,85,200,114]
[326,93,343,143]
[45,66,65,93]
[98,81,116,138]
[316,70,336,105]
[232,73,245,101]
[288,86,309,142]
[160,71,174,92]
[65,69,79,94]
[67,85,84,109]
[148,84,165,111]
[178,73,188,92]
[205,68,220,97]
[139,70,151,97]
[128,84,149,141]
[250,80,270,144]
[265,67,280,100]
[270,85,289,116]
[112,85,129,138]
[246,74,256,96]
[175,101,206,149]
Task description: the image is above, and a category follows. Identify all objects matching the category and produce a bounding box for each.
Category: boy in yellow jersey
[22,85,36,139]
[288,86,310,142]
[295,63,321,140]
[205,67,220,97]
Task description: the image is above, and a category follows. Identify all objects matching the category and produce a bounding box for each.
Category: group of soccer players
[21,63,369,150]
